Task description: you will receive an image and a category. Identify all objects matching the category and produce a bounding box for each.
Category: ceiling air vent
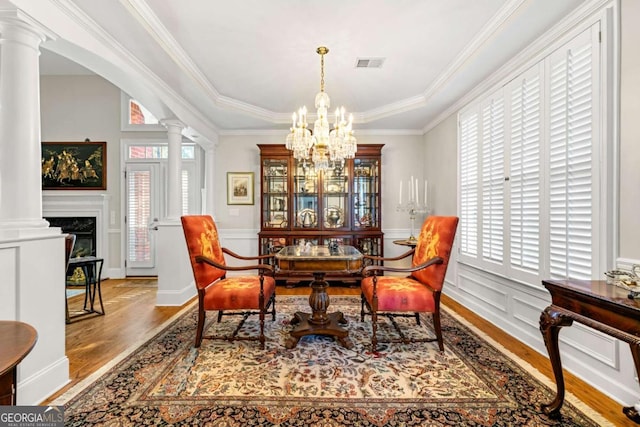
[355,57,385,69]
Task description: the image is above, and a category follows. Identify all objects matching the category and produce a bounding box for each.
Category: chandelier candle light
[285,46,357,172]
[397,177,429,241]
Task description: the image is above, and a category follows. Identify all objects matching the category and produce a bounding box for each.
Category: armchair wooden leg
[432,311,444,352]
[271,294,276,321]
[217,311,223,322]
[360,294,366,322]
[432,292,444,351]
[259,308,266,350]
[195,307,205,348]
[414,312,421,326]
[371,309,379,351]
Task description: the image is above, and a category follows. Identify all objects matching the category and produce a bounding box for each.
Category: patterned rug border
[53,295,613,426]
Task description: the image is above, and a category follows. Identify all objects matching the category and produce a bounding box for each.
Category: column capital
[160,118,186,133]
[0,8,56,47]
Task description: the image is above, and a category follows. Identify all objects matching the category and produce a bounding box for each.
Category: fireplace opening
[46,216,97,258]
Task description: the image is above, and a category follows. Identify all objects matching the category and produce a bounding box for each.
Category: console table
[276,245,363,349]
[0,321,37,405]
[540,279,640,423]
[66,256,105,323]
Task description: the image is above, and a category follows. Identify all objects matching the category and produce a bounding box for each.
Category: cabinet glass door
[262,159,288,229]
[353,158,380,229]
[293,161,318,229]
[323,167,348,229]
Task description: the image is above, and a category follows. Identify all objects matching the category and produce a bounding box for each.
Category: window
[127,144,195,160]
[120,93,165,131]
[458,23,602,283]
[129,99,159,125]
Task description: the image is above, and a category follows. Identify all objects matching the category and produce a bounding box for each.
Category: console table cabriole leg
[622,341,640,423]
[539,305,573,418]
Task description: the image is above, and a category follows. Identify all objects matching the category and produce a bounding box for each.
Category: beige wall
[423,114,458,217]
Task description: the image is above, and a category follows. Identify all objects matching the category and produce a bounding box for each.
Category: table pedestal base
[285,311,353,349]
[284,271,354,349]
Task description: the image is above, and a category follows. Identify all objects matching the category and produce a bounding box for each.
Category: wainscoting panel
[559,322,619,369]
[0,245,17,319]
[457,271,509,314]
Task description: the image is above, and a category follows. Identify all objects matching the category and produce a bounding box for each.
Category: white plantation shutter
[127,169,152,265]
[509,67,541,274]
[547,28,595,280]
[459,110,479,258]
[182,169,190,215]
[481,96,505,264]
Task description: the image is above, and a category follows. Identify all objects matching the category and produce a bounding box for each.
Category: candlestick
[410,176,414,202]
[397,177,429,242]
[424,180,428,205]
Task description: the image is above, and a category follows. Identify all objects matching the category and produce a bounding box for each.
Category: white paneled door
[125,163,161,276]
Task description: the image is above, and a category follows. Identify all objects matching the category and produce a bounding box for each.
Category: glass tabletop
[276,245,362,261]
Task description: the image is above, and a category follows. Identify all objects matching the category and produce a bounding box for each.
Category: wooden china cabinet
[258,144,384,286]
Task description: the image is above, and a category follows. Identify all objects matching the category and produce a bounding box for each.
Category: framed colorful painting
[41,141,106,190]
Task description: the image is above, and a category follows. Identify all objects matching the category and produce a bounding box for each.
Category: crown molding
[218,128,423,137]
[421,0,613,134]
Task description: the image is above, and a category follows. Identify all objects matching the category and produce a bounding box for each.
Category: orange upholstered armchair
[361,216,458,351]
[181,215,276,349]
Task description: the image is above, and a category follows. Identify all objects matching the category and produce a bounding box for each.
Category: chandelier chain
[320,51,325,93]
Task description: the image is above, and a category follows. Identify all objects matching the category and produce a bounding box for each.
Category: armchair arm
[195,255,275,275]
[222,247,276,262]
[362,248,415,263]
[362,256,443,276]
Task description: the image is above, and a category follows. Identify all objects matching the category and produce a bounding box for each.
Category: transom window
[127,144,195,160]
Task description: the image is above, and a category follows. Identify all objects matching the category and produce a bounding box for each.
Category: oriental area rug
[57,296,611,426]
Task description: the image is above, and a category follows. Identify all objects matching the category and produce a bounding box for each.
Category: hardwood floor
[44,278,634,425]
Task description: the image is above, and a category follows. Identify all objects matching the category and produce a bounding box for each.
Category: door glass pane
[128,170,151,263]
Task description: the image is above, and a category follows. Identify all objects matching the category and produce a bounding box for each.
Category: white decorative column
[156,119,194,306]
[0,9,69,406]
[161,119,185,221]
[203,140,218,216]
[0,10,53,233]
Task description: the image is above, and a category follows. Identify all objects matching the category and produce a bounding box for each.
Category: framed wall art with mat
[227,171,254,205]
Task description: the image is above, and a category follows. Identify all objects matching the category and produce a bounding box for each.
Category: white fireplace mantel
[43,192,109,268]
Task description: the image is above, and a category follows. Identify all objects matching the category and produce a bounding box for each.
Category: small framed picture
[227,172,254,205]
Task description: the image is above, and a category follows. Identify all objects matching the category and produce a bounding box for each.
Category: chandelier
[285,46,357,172]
